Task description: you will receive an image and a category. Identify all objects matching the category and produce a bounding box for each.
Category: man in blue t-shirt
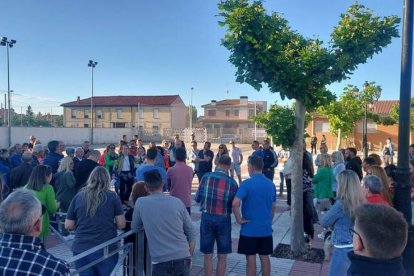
[232,156,277,276]
[136,147,168,191]
[250,140,264,159]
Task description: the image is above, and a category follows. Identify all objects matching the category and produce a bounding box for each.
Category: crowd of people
[0,134,411,275]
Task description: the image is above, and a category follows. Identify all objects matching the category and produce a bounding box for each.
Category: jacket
[346,156,363,180]
[262,148,278,171]
[347,251,406,276]
[115,155,136,176]
[320,200,353,246]
[313,166,334,199]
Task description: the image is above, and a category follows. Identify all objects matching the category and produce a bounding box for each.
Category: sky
[0,0,407,116]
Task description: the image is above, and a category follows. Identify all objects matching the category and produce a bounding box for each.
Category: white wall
[0,127,137,148]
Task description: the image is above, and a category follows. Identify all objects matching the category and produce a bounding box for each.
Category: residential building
[61,95,186,133]
[199,96,267,142]
[308,100,402,152]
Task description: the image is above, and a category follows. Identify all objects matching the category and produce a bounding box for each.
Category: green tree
[219,0,399,255]
[26,105,35,126]
[54,115,64,127]
[390,98,414,131]
[318,82,383,149]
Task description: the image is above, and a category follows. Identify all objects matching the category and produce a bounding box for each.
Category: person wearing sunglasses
[348,204,407,276]
[0,189,70,275]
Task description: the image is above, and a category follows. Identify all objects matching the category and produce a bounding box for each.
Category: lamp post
[88,60,98,144]
[361,81,381,159]
[1,37,16,147]
[395,0,414,273]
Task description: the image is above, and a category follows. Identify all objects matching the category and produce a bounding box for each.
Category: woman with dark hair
[65,166,125,275]
[26,165,59,239]
[384,164,397,193]
[302,152,318,241]
[214,144,229,168]
[105,144,119,175]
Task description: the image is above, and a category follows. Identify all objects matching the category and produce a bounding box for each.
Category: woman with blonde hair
[313,154,334,212]
[368,165,393,205]
[320,170,365,276]
[55,156,76,212]
[65,166,125,275]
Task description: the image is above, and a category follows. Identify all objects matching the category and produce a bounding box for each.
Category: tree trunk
[336,128,342,150]
[290,100,306,256]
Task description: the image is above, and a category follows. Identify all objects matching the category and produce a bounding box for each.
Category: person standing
[114,145,136,205]
[229,140,243,184]
[43,140,65,174]
[196,142,214,182]
[0,190,70,275]
[65,167,125,275]
[135,147,168,192]
[105,144,119,174]
[73,147,84,168]
[320,170,365,276]
[26,165,59,240]
[55,156,76,213]
[250,140,264,159]
[74,150,101,191]
[195,155,238,276]
[262,139,278,182]
[131,170,195,275]
[9,151,35,191]
[382,137,394,166]
[167,148,193,214]
[232,156,277,276]
[81,141,91,159]
[321,134,327,147]
[188,141,200,177]
[345,148,363,180]
[310,134,318,155]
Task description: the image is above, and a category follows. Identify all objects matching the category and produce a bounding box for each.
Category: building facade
[199,96,267,142]
[61,95,186,133]
[307,100,405,152]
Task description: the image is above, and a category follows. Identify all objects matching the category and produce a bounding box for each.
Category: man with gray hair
[0,189,70,275]
[362,175,390,206]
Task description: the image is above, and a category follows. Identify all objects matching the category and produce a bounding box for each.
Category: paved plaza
[44,143,331,275]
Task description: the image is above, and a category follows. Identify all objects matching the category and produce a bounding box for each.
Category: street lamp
[0,37,16,147]
[362,81,381,159]
[88,60,98,144]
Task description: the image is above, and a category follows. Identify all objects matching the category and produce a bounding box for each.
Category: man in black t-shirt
[196,141,214,182]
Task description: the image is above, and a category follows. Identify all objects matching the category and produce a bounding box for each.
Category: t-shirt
[198,150,214,174]
[135,164,168,192]
[167,162,193,207]
[229,147,242,164]
[66,190,124,253]
[236,173,276,237]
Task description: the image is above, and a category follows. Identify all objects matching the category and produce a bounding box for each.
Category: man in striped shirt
[195,155,238,276]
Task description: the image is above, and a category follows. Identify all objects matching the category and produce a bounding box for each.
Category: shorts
[230,162,241,176]
[237,235,273,255]
[200,213,232,254]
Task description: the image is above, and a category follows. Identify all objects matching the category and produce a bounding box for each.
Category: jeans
[200,212,232,254]
[152,257,191,276]
[74,250,118,276]
[328,247,352,276]
[279,172,284,194]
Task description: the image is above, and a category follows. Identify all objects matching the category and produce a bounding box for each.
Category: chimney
[77,96,80,104]
[240,96,248,106]
[211,100,216,106]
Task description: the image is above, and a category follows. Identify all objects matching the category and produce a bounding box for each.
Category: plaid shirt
[0,233,70,276]
[195,168,238,215]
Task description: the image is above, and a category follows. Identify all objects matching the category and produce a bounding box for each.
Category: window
[71,109,76,119]
[152,125,159,133]
[139,108,144,119]
[84,123,89,128]
[71,123,76,128]
[84,109,90,119]
[207,110,216,116]
[96,109,102,119]
[357,122,377,133]
[225,110,230,116]
[116,108,123,119]
[249,109,255,117]
[315,121,330,133]
[205,124,212,129]
[234,110,239,116]
[153,108,159,119]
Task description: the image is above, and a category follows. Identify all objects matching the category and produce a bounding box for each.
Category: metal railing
[49,213,151,275]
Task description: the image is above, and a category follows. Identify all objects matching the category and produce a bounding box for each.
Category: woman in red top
[362,175,390,206]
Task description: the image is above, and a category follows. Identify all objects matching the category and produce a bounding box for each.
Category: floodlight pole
[88,60,98,145]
